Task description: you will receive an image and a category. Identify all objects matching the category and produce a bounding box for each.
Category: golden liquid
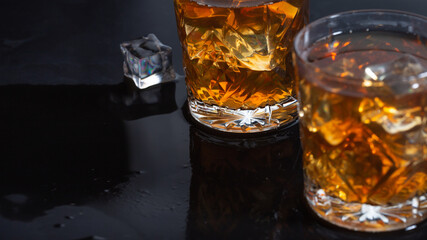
[174,0,308,109]
[299,32,427,205]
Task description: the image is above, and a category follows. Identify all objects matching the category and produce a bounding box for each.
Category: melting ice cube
[359,97,422,134]
[363,54,427,95]
[120,34,175,89]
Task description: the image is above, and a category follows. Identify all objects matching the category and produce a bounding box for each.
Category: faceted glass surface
[175,0,307,109]
[174,0,308,132]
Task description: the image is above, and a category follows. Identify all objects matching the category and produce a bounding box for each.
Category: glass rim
[293,9,427,88]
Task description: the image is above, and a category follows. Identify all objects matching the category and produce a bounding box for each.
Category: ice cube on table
[363,54,427,95]
[120,34,175,89]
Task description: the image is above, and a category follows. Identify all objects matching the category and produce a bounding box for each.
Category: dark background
[0,0,426,239]
[1,0,427,85]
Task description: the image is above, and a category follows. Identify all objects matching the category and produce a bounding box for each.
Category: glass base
[188,97,298,133]
[305,182,427,232]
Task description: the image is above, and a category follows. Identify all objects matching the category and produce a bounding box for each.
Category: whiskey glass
[293,10,427,231]
[174,0,308,133]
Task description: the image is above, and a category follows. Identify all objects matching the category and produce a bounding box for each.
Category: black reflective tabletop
[1,0,427,239]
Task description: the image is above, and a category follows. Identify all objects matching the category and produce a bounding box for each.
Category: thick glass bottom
[305,181,427,232]
[188,97,298,133]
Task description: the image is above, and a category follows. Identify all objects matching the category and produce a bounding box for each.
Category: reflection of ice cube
[364,55,427,95]
[120,34,175,89]
[108,81,178,121]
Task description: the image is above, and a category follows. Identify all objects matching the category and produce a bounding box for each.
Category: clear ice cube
[359,97,423,134]
[120,34,175,89]
[363,54,427,95]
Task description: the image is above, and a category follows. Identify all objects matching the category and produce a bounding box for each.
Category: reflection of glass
[294,10,427,232]
[187,123,301,239]
[174,0,308,133]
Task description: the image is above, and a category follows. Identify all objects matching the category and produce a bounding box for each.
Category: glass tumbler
[174,0,308,133]
[293,10,427,232]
